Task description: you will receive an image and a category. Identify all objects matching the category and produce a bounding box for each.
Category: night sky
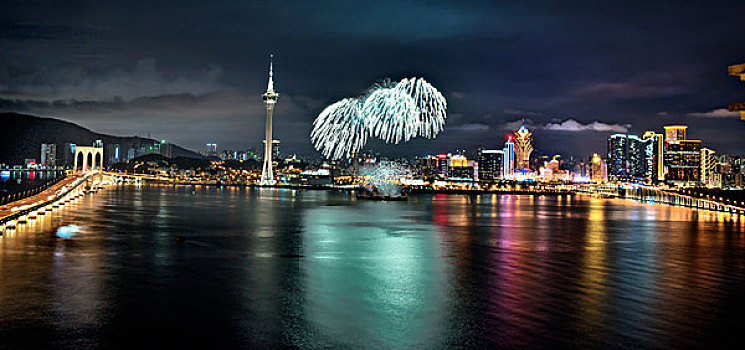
[2,0,744,158]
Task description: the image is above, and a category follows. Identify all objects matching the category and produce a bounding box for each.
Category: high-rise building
[260,55,278,186]
[590,153,607,183]
[627,135,647,178]
[608,133,661,182]
[663,125,687,142]
[607,134,628,178]
[642,131,664,181]
[437,154,449,177]
[40,143,56,167]
[502,136,515,179]
[701,148,717,188]
[513,124,533,170]
[478,150,504,182]
[665,139,702,185]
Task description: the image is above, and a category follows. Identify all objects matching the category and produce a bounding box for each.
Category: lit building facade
[642,131,664,181]
[590,153,608,183]
[449,155,467,167]
[478,150,504,182]
[414,156,439,178]
[664,125,687,142]
[627,135,646,178]
[449,166,475,179]
[607,133,658,182]
[502,137,515,179]
[608,134,627,178]
[437,154,449,177]
[665,139,702,185]
[512,124,533,170]
[447,154,472,179]
[701,147,716,188]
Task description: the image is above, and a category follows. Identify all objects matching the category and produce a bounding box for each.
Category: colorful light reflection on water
[0,185,743,348]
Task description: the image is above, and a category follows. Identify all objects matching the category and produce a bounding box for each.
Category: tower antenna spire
[267,54,275,92]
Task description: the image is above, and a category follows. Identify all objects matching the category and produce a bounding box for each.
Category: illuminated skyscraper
[627,135,646,178]
[437,154,449,177]
[502,136,515,179]
[607,133,662,182]
[260,55,279,186]
[512,123,533,169]
[642,131,664,182]
[590,153,607,183]
[478,149,504,181]
[701,147,716,187]
[665,139,701,185]
[607,134,627,178]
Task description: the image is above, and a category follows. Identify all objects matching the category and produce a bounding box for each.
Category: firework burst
[395,77,447,139]
[310,77,447,159]
[310,98,367,159]
[363,86,419,144]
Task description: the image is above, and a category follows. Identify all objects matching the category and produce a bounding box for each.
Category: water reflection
[0,187,744,348]
[301,203,448,348]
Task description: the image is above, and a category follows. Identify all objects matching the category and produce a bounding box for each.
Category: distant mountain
[0,112,202,166]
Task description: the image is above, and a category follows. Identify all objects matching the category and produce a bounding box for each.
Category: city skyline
[0,1,744,157]
[3,3,745,348]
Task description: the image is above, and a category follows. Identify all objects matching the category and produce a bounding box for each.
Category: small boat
[356,189,408,201]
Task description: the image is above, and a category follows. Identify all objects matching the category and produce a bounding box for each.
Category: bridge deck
[0,174,86,222]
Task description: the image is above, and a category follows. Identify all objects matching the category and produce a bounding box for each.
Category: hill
[0,112,202,165]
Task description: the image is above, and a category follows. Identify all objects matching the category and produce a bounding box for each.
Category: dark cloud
[1,0,744,156]
[688,108,740,118]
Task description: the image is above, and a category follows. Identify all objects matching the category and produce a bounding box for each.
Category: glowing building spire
[513,121,533,170]
[267,54,274,92]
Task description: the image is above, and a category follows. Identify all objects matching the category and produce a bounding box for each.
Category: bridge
[575,183,745,215]
[0,171,111,228]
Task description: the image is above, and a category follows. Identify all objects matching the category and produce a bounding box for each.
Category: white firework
[363,87,419,144]
[395,77,447,138]
[310,98,367,159]
[310,76,448,159]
